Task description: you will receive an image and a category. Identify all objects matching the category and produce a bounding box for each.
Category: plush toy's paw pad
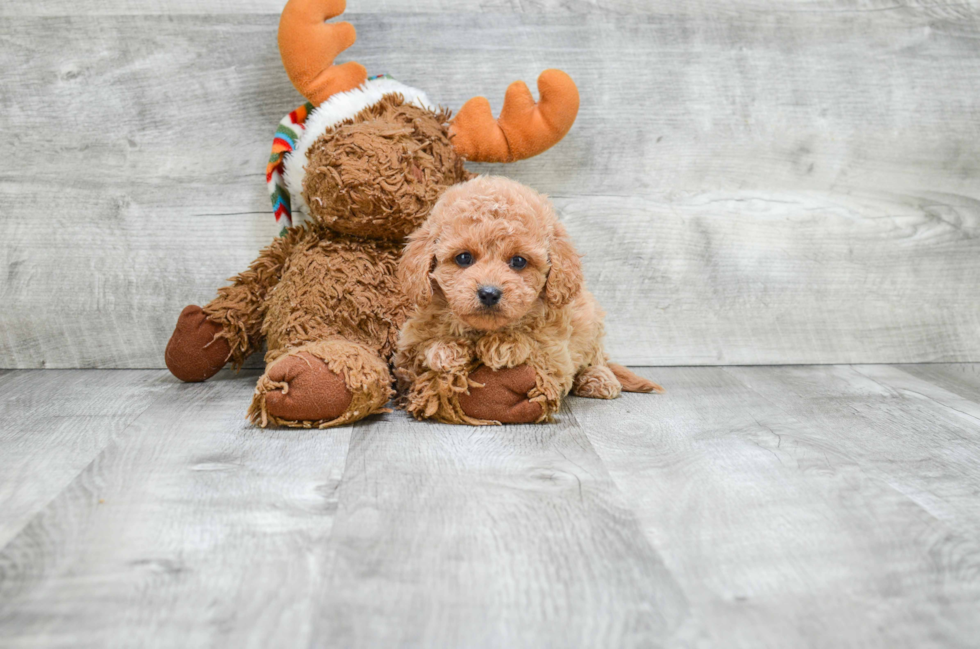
[458,365,543,424]
[263,352,353,422]
[165,305,231,382]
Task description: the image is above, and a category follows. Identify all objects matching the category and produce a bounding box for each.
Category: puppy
[394,175,662,425]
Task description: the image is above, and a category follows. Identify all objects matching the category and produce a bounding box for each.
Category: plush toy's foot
[248,340,392,429]
[457,365,543,424]
[260,353,352,422]
[165,305,231,382]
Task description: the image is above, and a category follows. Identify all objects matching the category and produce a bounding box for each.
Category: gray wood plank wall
[1,0,978,368]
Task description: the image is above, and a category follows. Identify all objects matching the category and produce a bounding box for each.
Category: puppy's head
[400,176,583,331]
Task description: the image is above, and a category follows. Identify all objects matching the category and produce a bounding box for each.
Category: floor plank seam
[856,365,980,427]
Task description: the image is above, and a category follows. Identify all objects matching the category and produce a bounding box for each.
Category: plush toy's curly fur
[394,176,663,425]
[177,94,468,428]
[303,100,466,240]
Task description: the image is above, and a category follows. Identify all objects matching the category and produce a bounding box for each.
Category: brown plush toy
[164,0,580,428]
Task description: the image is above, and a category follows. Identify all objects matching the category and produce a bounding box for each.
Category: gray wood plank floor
[1,365,978,647]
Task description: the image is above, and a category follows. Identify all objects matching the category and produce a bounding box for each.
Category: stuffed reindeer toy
[164,0,580,428]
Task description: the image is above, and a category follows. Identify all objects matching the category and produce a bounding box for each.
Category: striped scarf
[266,101,313,236]
[266,75,395,236]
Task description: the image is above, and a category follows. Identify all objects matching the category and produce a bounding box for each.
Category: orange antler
[449,69,580,163]
[278,0,367,106]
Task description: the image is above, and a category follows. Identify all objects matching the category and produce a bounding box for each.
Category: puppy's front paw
[526,372,564,421]
[475,333,533,370]
[424,339,473,373]
[404,368,472,423]
[458,365,543,424]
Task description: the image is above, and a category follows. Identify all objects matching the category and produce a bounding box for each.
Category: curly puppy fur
[394,176,662,425]
[200,94,470,428]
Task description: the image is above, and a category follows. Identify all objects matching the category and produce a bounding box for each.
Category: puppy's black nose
[477,285,502,307]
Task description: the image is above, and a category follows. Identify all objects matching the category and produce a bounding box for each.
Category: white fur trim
[283,78,435,224]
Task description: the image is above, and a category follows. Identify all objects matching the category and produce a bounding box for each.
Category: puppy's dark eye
[455,252,474,267]
[509,255,528,270]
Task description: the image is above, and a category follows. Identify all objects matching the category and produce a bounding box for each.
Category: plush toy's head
[300,94,468,239]
[274,0,580,240]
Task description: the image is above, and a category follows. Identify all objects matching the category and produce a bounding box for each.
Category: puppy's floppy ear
[545,222,584,307]
[400,219,439,306]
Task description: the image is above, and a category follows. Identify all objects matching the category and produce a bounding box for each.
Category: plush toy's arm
[201,229,302,369]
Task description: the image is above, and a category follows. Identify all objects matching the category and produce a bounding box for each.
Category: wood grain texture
[560,192,980,364]
[0,0,521,16]
[575,365,980,648]
[0,370,171,548]
[2,5,979,368]
[0,373,687,648]
[729,365,980,540]
[3,0,976,16]
[898,363,980,402]
[2,365,980,646]
[310,408,687,648]
[0,370,355,648]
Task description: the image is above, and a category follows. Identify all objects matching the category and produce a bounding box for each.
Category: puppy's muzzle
[477,285,502,307]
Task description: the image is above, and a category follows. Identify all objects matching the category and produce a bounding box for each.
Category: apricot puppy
[395,176,662,425]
